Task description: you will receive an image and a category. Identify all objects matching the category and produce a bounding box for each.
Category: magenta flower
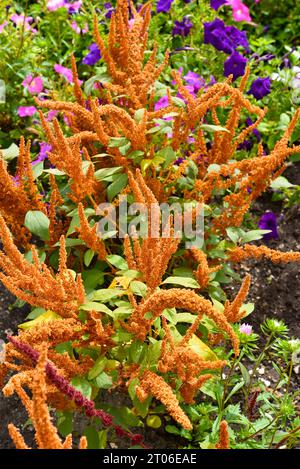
[71,20,88,35]
[258,211,279,240]
[224,51,247,81]
[17,106,37,117]
[227,0,252,22]
[0,20,8,33]
[67,1,82,13]
[10,13,34,31]
[154,95,169,111]
[184,71,205,93]
[47,110,59,121]
[54,64,82,84]
[248,77,271,100]
[47,0,66,11]
[22,75,44,94]
[239,323,253,335]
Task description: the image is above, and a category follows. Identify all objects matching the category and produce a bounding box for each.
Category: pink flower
[0,20,8,33]
[226,0,252,22]
[70,20,88,35]
[17,106,37,117]
[47,110,59,121]
[47,0,66,11]
[239,323,253,335]
[154,95,169,111]
[54,64,73,83]
[10,13,34,31]
[22,75,44,94]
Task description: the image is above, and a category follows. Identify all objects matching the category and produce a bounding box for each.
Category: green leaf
[84,426,100,449]
[94,166,122,182]
[130,281,147,297]
[71,377,92,399]
[107,173,128,202]
[271,176,296,189]
[98,430,107,449]
[84,249,95,267]
[162,276,200,288]
[201,124,229,133]
[108,137,128,148]
[225,381,245,403]
[24,211,50,241]
[134,108,146,123]
[93,289,124,302]
[106,254,128,270]
[56,411,73,438]
[95,371,113,389]
[241,230,271,243]
[88,357,107,380]
[239,363,250,386]
[1,143,19,160]
[80,302,112,314]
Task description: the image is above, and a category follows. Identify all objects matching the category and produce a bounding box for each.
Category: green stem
[245,332,274,398]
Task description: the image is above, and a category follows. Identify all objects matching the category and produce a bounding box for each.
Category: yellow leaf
[108,276,132,290]
[19,310,61,330]
[187,334,218,361]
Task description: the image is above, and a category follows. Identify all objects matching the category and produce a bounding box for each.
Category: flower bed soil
[0,165,299,449]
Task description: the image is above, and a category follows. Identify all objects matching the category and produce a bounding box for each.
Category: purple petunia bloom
[224,51,247,80]
[82,43,101,66]
[237,139,253,151]
[246,117,261,142]
[204,18,233,54]
[172,16,193,37]
[210,0,227,10]
[225,25,250,53]
[204,18,249,55]
[258,211,279,240]
[157,0,174,13]
[248,77,271,100]
[104,2,114,19]
[17,106,37,117]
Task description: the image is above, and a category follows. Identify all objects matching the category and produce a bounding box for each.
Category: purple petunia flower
[246,117,261,142]
[237,139,253,151]
[157,0,174,13]
[204,18,233,54]
[22,75,44,94]
[248,77,271,100]
[17,106,37,117]
[82,43,101,66]
[172,16,193,37]
[258,211,279,240]
[224,51,247,81]
[204,18,249,55]
[225,25,250,53]
[104,2,114,19]
[210,0,227,10]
